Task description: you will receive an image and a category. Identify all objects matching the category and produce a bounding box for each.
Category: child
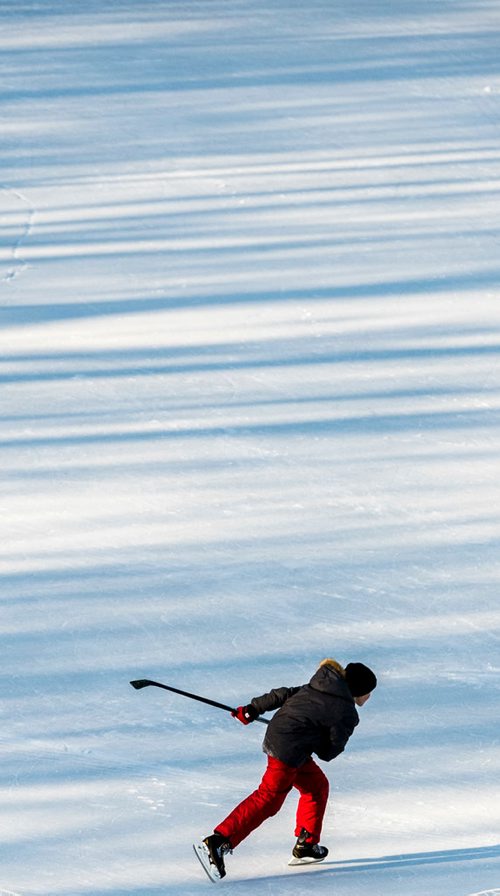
[196,658,377,880]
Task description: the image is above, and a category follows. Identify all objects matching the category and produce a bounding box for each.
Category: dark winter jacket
[250,664,359,768]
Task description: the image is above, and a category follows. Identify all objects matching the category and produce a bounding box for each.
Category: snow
[1,0,500,893]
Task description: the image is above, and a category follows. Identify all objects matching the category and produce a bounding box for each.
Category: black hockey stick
[130,679,269,724]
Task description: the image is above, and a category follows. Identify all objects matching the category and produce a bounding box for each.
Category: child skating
[194,658,377,881]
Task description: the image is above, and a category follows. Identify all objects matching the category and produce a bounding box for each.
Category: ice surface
[1,1,500,893]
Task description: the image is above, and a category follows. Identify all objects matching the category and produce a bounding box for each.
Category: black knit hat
[345,662,377,697]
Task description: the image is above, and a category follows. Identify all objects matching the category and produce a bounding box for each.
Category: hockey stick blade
[130,679,153,690]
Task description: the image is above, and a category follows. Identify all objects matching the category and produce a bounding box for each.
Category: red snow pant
[215,755,329,849]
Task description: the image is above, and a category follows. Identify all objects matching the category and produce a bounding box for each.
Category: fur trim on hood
[319,658,346,677]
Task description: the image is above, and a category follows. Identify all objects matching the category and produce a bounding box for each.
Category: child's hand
[231,705,258,725]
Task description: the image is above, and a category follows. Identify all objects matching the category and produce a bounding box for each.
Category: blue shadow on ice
[229,843,500,889]
[321,842,500,873]
[3,270,500,326]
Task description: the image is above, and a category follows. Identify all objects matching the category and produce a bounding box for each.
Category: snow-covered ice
[1,1,500,894]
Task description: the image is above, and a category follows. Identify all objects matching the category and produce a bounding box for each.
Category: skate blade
[193,842,221,883]
[288,854,327,866]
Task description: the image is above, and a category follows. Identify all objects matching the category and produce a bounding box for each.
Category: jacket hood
[308,663,354,701]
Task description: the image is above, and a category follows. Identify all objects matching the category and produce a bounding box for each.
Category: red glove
[232,704,258,725]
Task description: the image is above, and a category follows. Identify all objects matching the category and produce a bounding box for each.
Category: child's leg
[215,757,297,848]
[293,758,329,842]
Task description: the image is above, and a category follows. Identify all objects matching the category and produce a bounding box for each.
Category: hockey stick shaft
[130,679,268,724]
